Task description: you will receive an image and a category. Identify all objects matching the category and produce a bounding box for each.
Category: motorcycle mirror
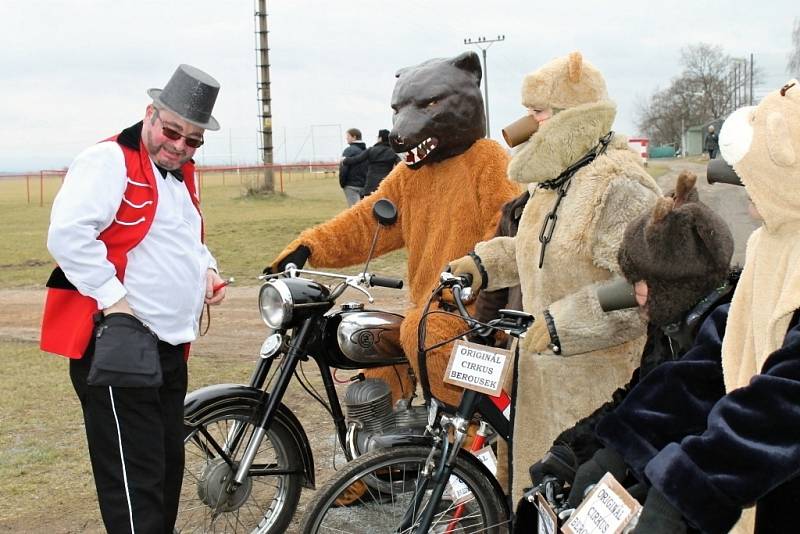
[372,199,398,226]
[597,279,638,312]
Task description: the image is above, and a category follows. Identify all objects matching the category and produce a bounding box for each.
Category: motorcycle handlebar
[369,274,404,289]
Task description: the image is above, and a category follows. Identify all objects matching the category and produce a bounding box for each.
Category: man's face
[142,105,204,170]
[345,132,356,144]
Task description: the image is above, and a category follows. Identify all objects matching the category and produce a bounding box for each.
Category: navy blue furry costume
[596,302,800,533]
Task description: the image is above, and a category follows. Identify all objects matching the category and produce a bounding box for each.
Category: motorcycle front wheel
[300,445,509,534]
[176,407,303,533]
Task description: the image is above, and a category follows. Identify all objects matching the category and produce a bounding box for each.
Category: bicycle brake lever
[347,281,374,303]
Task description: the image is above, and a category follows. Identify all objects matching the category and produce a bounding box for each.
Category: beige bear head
[720,80,800,229]
[521,51,608,111]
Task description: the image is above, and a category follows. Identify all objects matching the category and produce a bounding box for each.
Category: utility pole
[254,0,274,192]
[464,35,505,138]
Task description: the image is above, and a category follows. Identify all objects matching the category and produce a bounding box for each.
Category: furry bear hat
[617,171,734,325]
[521,51,608,111]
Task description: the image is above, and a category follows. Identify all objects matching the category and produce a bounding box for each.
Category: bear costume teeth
[403,136,439,165]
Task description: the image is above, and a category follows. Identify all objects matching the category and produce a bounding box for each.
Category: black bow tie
[155,165,183,182]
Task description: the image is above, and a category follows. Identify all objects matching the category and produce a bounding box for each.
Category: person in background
[705,124,719,159]
[339,127,367,206]
[342,128,400,197]
[40,64,227,533]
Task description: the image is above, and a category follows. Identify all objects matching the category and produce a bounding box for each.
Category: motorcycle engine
[344,378,429,457]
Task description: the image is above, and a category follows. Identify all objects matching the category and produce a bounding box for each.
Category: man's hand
[103,297,133,316]
[264,245,311,275]
[206,269,227,305]
[447,253,485,292]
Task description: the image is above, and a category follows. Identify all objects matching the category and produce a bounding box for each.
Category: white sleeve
[205,246,218,272]
[47,142,128,309]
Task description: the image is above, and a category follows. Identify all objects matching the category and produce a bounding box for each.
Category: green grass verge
[0,172,407,289]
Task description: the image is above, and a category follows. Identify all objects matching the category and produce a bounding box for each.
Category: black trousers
[71,340,187,534]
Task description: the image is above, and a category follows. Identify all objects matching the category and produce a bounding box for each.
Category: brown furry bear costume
[269,52,520,406]
[451,52,661,499]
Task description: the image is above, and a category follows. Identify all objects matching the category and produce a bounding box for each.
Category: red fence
[1,162,340,206]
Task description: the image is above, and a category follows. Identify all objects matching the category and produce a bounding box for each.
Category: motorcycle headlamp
[258,280,293,329]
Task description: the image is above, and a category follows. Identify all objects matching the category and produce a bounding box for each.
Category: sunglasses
[153,109,204,148]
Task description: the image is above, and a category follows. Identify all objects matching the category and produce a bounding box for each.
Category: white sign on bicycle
[444,340,512,397]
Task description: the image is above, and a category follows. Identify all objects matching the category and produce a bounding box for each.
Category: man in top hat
[41,64,226,533]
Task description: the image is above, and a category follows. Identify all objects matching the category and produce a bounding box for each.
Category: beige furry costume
[275,139,520,405]
[716,80,800,534]
[472,53,660,499]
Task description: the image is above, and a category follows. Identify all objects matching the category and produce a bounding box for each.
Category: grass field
[0,170,408,289]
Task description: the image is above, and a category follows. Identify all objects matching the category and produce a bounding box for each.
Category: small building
[685,118,724,156]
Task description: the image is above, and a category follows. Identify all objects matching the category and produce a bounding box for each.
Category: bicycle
[299,271,533,534]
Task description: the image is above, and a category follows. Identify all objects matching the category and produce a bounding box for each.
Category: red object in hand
[212,277,234,293]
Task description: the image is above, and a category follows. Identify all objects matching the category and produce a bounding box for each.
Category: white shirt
[47,141,216,345]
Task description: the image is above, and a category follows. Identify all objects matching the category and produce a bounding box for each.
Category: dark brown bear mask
[390,51,486,169]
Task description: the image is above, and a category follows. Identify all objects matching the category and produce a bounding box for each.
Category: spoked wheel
[300,445,509,534]
[176,408,303,533]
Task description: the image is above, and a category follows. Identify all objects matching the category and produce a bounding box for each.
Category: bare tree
[789,18,800,77]
[636,43,757,147]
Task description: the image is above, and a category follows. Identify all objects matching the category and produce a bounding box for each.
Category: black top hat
[147,64,220,131]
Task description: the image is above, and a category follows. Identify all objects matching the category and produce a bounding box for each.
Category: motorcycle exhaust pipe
[597,279,638,313]
[706,158,743,186]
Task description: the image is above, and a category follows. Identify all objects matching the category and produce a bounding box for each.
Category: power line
[464,35,505,138]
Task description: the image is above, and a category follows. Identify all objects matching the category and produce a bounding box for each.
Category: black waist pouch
[87,313,162,388]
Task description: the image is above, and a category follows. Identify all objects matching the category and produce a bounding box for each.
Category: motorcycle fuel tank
[335,308,407,368]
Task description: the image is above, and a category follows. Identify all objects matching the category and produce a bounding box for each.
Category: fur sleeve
[644,313,800,533]
[548,278,647,355]
[287,171,406,268]
[475,236,519,291]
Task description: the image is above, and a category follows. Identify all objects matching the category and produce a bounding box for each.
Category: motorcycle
[175,199,433,533]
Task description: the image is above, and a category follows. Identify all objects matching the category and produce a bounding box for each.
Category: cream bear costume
[453,52,660,499]
[594,80,800,533]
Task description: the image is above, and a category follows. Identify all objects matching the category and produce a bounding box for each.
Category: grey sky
[0,0,796,172]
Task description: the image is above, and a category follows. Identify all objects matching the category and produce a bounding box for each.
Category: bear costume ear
[451,51,483,84]
[674,171,698,208]
[567,51,583,83]
[766,111,796,167]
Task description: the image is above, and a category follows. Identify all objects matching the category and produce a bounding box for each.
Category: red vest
[40,130,201,359]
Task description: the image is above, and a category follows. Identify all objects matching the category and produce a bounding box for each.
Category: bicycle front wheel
[300,445,509,534]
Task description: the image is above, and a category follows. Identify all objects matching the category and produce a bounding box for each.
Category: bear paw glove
[447,252,487,292]
[264,244,311,275]
[631,487,687,534]
[525,319,551,353]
